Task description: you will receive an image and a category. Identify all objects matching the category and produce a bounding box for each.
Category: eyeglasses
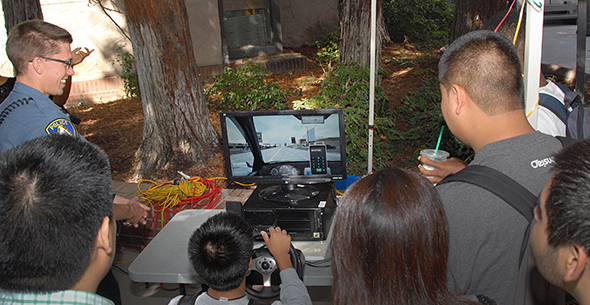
[31,56,73,69]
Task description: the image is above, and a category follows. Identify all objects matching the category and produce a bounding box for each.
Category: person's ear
[30,57,44,75]
[563,244,588,283]
[96,216,114,255]
[244,258,253,279]
[450,84,469,115]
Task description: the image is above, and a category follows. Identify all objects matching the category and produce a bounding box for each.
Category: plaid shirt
[0,289,114,305]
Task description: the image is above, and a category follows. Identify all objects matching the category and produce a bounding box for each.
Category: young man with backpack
[435,30,563,305]
[167,212,312,305]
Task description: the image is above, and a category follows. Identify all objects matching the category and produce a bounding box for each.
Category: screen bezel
[219,108,347,185]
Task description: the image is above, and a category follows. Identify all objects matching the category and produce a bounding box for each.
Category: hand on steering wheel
[246,228,304,299]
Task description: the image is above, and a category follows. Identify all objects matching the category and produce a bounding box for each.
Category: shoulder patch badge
[45,118,77,136]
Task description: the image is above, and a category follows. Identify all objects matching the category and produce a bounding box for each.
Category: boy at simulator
[0,135,116,304]
[168,212,312,305]
[532,139,590,305]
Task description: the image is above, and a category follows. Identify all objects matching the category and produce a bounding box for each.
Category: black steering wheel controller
[245,233,305,299]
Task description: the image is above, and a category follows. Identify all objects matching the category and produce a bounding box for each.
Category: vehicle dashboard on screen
[220,109,347,186]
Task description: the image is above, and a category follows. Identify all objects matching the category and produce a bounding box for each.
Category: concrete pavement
[542,21,590,75]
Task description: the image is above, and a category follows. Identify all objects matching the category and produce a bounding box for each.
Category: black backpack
[566,100,590,139]
[539,82,578,126]
[539,83,587,139]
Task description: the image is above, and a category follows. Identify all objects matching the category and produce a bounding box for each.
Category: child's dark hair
[188,212,253,291]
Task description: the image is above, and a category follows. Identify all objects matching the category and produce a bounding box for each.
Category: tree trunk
[450,0,509,42]
[339,0,387,71]
[123,0,220,177]
[1,0,43,34]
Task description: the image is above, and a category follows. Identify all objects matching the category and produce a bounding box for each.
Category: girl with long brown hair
[331,168,491,305]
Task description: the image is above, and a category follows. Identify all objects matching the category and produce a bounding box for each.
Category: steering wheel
[245,233,305,299]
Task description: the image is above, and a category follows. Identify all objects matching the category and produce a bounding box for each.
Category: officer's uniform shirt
[0,82,81,152]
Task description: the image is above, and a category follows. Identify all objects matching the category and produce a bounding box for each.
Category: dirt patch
[70,42,439,183]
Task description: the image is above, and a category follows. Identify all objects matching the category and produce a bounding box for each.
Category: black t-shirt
[0,77,16,103]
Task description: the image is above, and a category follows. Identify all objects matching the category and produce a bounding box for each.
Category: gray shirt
[167,268,312,305]
[437,131,562,305]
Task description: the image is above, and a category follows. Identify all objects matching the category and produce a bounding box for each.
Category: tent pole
[523,0,545,128]
[368,0,377,175]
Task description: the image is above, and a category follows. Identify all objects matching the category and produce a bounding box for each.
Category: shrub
[384,0,454,44]
[293,63,473,176]
[391,78,472,167]
[315,28,340,73]
[111,49,140,98]
[206,61,298,111]
[293,62,395,176]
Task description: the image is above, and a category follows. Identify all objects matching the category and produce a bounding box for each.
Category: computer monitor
[220,108,347,202]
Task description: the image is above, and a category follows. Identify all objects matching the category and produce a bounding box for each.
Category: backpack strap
[438,165,538,268]
[177,293,200,305]
[554,81,571,94]
[563,91,581,112]
[556,136,576,147]
[539,93,568,124]
[438,165,536,222]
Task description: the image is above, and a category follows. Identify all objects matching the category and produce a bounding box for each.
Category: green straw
[433,126,445,161]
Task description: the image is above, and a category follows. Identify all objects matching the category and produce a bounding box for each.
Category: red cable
[495,0,518,33]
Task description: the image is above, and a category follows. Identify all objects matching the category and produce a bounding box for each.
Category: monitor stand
[258,184,320,203]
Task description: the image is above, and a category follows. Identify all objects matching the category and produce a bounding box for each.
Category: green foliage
[384,0,454,44]
[205,44,470,176]
[314,28,340,72]
[111,47,140,98]
[293,62,395,176]
[295,63,471,176]
[391,78,472,168]
[206,61,299,111]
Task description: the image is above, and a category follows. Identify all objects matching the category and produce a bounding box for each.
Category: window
[221,0,283,58]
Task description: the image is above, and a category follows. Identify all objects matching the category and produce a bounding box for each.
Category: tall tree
[339,0,389,70]
[1,0,43,34]
[123,0,220,176]
[451,0,509,41]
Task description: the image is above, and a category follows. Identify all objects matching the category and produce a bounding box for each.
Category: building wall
[0,0,130,104]
[186,0,224,67]
[279,0,339,48]
[0,0,338,105]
